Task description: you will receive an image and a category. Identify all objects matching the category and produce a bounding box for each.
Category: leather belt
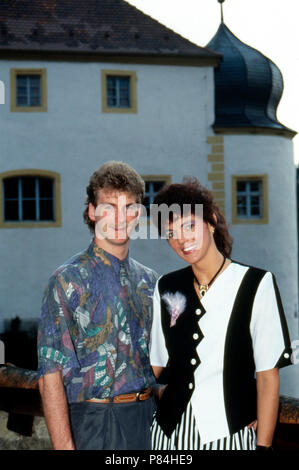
[86,387,152,404]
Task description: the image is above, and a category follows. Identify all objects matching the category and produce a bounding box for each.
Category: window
[102,70,137,113]
[142,175,172,217]
[232,175,268,224]
[4,177,53,221]
[16,75,41,107]
[0,170,61,228]
[236,180,262,218]
[11,69,47,112]
[107,76,130,108]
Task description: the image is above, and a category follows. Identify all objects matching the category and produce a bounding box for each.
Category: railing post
[0,341,4,365]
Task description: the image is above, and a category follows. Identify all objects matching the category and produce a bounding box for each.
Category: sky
[126,0,299,164]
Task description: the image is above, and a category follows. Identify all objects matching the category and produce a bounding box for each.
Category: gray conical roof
[206,23,295,136]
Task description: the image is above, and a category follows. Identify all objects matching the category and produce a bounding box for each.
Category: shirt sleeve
[149,279,169,367]
[250,271,293,372]
[37,272,77,379]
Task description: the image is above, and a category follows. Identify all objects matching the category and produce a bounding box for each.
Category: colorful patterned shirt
[37,240,159,403]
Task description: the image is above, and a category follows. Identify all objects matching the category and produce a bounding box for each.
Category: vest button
[188,383,193,390]
[190,358,196,365]
[195,309,201,315]
[284,352,290,359]
[193,333,199,340]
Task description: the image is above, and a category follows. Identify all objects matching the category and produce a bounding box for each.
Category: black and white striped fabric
[151,402,256,450]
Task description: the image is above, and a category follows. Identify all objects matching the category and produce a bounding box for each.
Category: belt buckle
[136,391,141,401]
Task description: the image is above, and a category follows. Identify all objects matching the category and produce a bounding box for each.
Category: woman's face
[165,213,214,265]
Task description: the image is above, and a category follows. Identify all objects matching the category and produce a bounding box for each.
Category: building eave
[214,126,297,139]
[0,48,221,66]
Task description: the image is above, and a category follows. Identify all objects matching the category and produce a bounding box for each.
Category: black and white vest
[155,264,292,438]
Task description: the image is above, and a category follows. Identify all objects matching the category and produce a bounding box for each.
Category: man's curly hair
[83,161,145,233]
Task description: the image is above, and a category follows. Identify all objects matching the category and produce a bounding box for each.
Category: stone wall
[0,411,51,450]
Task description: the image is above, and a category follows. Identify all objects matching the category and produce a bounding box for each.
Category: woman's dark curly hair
[153,177,233,258]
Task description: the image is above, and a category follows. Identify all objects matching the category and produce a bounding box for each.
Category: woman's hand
[248,420,257,431]
[153,384,168,400]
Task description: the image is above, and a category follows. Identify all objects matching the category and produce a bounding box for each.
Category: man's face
[88,188,140,245]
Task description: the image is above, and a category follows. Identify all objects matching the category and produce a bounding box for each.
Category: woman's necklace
[194,255,226,298]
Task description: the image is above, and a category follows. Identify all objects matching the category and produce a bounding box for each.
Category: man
[37,161,159,450]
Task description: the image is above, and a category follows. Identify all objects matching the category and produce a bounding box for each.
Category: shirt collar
[88,239,130,274]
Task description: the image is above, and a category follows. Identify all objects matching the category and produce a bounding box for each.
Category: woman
[150,178,292,450]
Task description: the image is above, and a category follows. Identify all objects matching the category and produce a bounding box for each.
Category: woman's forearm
[256,368,280,447]
[152,365,164,379]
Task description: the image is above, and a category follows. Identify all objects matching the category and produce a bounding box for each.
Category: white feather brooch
[162,292,186,327]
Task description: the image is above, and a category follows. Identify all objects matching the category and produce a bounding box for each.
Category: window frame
[101,70,137,114]
[142,174,172,219]
[10,69,47,112]
[231,174,268,224]
[0,169,61,228]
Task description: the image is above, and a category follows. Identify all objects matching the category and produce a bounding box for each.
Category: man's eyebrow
[99,202,119,206]
[98,201,137,207]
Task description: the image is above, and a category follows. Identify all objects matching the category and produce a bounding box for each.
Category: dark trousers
[69,397,156,450]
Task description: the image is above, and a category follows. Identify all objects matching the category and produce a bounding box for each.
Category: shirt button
[190,358,196,365]
[193,333,199,340]
[195,309,201,315]
[284,353,290,359]
[188,383,193,390]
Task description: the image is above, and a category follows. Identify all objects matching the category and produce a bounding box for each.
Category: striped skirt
[151,401,256,450]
